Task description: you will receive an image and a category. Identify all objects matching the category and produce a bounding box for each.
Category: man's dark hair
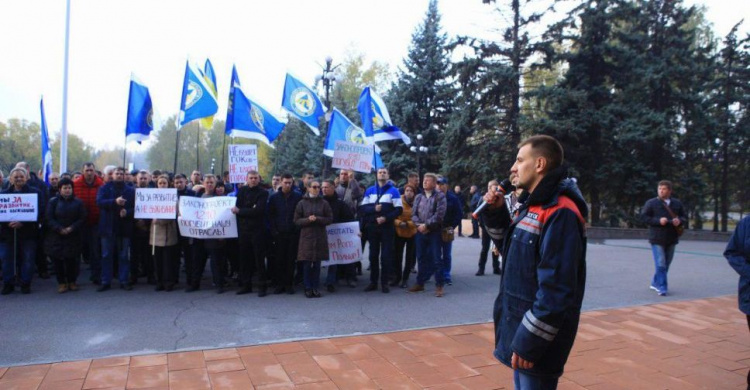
[322,179,335,187]
[174,173,187,180]
[152,170,162,177]
[281,173,294,180]
[407,172,418,179]
[114,167,126,173]
[82,162,95,169]
[658,180,673,190]
[519,135,564,171]
[58,178,74,189]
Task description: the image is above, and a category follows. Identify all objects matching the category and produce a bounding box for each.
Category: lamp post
[314,56,340,178]
[409,134,428,183]
[211,158,216,175]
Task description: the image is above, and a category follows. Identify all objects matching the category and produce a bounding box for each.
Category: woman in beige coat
[150,175,179,291]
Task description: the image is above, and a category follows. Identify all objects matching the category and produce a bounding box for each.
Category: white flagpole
[60,0,71,173]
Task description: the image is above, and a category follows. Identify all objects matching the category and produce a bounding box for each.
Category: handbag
[441,227,455,242]
[662,201,684,237]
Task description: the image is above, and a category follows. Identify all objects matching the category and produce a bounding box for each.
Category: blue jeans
[101,236,131,285]
[415,231,444,287]
[0,238,36,285]
[651,244,675,293]
[513,370,558,390]
[303,261,321,289]
[441,239,453,283]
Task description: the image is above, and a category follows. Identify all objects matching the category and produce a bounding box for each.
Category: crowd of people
[0,161,493,299]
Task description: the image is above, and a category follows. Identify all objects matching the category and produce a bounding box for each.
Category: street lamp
[211,158,216,175]
[314,56,341,177]
[409,134,428,183]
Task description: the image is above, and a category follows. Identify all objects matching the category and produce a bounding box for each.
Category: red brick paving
[1,295,747,389]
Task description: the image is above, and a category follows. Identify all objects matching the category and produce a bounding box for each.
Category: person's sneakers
[446,280,453,286]
[20,284,31,294]
[649,285,659,293]
[469,234,480,239]
[68,283,79,292]
[236,286,253,295]
[326,284,336,293]
[364,283,378,292]
[475,269,485,276]
[435,286,444,298]
[658,291,667,296]
[305,289,314,298]
[58,284,69,294]
[408,284,425,293]
[2,284,14,295]
[97,284,111,292]
[121,283,133,291]
[312,289,322,298]
[382,285,390,293]
[273,286,285,294]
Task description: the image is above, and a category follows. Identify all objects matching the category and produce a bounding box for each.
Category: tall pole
[60,0,71,173]
[122,140,127,168]
[220,133,227,175]
[196,127,201,171]
[172,130,180,174]
[320,56,336,179]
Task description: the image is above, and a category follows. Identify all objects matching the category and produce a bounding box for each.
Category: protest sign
[228,144,258,183]
[326,222,361,265]
[0,193,38,222]
[331,141,373,173]
[134,188,178,219]
[177,196,238,239]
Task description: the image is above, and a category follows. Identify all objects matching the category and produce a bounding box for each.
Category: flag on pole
[199,59,218,129]
[323,109,373,157]
[228,86,285,147]
[40,98,53,185]
[225,65,241,133]
[372,147,384,171]
[125,74,154,144]
[281,73,325,135]
[179,60,219,127]
[357,86,411,145]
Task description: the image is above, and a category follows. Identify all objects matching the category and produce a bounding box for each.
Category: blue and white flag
[125,74,154,144]
[281,73,325,135]
[357,86,411,145]
[228,85,285,147]
[324,109,373,157]
[40,98,53,185]
[179,60,219,127]
[372,147,384,171]
[225,65,241,133]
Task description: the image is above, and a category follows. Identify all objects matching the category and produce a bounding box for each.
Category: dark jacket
[335,177,363,217]
[641,197,686,246]
[0,184,43,241]
[444,191,463,229]
[268,190,303,234]
[96,181,135,238]
[177,188,197,198]
[493,166,588,378]
[725,216,750,315]
[482,192,514,245]
[411,190,447,232]
[294,194,333,261]
[235,185,268,234]
[73,175,104,227]
[323,194,354,223]
[470,191,482,211]
[359,181,403,227]
[44,194,86,258]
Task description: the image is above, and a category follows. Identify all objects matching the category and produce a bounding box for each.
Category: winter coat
[268,190,303,235]
[641,197,686,246]
[73,175,104,227]
[44,194,86,258]
[395,197,417,238]
[725,216,750,315]
[150,219,178,247]
[411,190,447,232]
[359,181,403,227]
[294,194,333,262]
[444,191,463,228]
[335,177,362,217]
[0,184,43,241]
[323,195,354,223]
[96,181,135,238]
[493,166,588,378]
[235,185,268,234]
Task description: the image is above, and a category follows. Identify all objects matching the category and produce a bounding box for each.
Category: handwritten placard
[228,144,258,184]
[177,196,238,239]
[332,141,373,174]
[0,193,38,222]
[134,188,178,219]
[326,222,362,265]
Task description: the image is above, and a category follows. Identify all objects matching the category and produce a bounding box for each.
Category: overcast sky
[0,0,747,152]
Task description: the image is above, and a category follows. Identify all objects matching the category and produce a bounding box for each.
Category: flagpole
[122,138,127,168]
[196,125,201,171]
[173,128,180,174]
[60,0,71,174]
[220,133,227,174]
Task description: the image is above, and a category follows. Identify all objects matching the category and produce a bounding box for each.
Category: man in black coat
[641,180,686,296]
[232,170,269,297]
[267,173,302,294]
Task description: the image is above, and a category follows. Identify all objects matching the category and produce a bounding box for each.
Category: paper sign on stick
[331,141,373,174]
[0,194,38,222]
[325,222,362,265]
[177,196,238,239]
[228,144,258,184]
[135,188,178,219]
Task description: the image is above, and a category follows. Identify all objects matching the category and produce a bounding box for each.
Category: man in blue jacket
[96,167,135,292]
[724,215,750,387]
[483,135,587,389]
[359,168,402,293]
[437,176,462,285]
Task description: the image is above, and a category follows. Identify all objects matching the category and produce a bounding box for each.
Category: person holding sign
[322,179,356,292]
[150,175,179,292]
[294,179,333,298]
[44,178,87,293]
[1,167,43,295]
[232,170,269,297]
[187,174,229,294]
[96,167,136,292]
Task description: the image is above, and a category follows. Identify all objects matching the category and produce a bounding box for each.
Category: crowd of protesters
[0,161,501,299]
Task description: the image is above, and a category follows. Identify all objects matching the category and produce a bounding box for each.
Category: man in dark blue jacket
[483,135,587,388]
[724,215,750,386]
[641,180,686,296]
[232,170,269,297]
[359,168,402,293]
[268,173,302,294]
[96,167,135,292]
[437,176,462,285]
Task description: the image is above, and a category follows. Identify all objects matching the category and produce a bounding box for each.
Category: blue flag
[40,98,52,185]
[225,65,241,133]
[200,59,218,129]
[228,85,286,147]
[323,109,373,157]
[281,73,325,135]
[372,147,384,171]
[358,86,411,145]
[125,74,154,144]
[179,60,219,127]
